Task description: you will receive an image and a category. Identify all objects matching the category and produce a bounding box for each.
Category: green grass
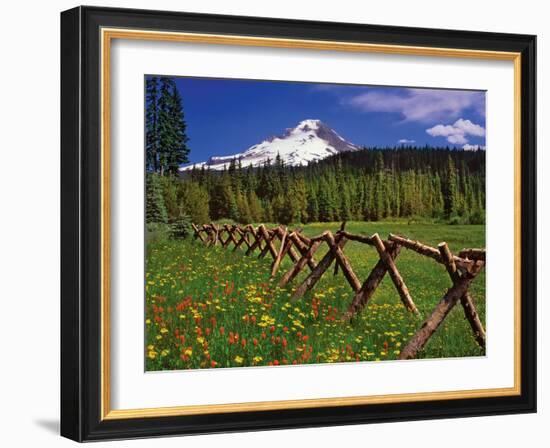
[145,221,485,371]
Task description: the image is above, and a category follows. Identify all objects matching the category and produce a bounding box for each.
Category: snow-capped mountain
[180,119,359,171]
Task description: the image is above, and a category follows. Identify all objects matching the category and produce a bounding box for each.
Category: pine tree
[146,173,168,223]
[179,181,210,224]
[156,77,190,175]
[145,77,160,172]
[306,185,319,223]
[247,191,264,223]
[166,85,190,174]
[443,155,458,219]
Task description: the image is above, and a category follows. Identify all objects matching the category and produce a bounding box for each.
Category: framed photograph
[60,6,536,441]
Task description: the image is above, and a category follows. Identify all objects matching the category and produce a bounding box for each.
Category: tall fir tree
[145,77,160,172]
[146,173,168,223]
[150,77,191,176]
[443,155,458,218]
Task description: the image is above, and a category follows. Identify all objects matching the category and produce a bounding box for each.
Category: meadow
[145,220,485,371]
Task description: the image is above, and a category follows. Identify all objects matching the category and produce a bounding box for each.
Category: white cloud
[347,88,485,123]
[447,134,468,144]
[463,144,486,151]
[397,139,415,144]
[426,118,485,145]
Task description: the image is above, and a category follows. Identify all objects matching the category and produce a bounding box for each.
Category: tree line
[147,148,485,226]
[143,76,485,227]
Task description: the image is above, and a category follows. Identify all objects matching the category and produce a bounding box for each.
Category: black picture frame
[61,5,536,442]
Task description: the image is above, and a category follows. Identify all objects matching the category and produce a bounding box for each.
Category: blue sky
[149,76,486,164]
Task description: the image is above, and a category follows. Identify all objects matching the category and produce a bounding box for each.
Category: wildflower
[234,355,244,364]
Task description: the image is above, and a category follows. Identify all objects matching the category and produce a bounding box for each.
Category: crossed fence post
[191,223,486,359]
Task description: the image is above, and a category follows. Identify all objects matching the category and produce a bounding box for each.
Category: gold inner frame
[100,27,522,420]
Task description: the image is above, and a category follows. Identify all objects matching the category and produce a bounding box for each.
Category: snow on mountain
[179,119,359,171]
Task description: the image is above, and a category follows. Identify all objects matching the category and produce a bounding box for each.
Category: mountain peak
[294,119,323,131]
[180,120,359,171]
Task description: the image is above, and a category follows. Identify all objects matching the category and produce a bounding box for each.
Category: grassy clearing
[145,221,485,371]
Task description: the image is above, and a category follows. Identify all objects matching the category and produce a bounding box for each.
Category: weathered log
[246,228,265,255]
[276,226,300,263]
[192,224,207,244]
[342,242,401,321]
[295,232,312,247]
[398,274,477,360]
[191,223,200,239]
[292,235,348,301]
[211,223,219,246]
[232,228,250,251]
[220,229,232,248]
[439,242,486,350]
[334,222,347,275]
[258,228,278,260]
[325,232,361,292]
[224,224,240,247]
[270,229,289,277]
[372,233,419,314]
[388,233,477,273]
[289,233,317,270]
[458,248,486,262]
[279,239,323,287]
[337,231,374,246]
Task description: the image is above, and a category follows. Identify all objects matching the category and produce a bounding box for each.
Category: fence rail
[191,222,486,360]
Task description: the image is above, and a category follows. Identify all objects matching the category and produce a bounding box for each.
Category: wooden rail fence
[191,222,486,360]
